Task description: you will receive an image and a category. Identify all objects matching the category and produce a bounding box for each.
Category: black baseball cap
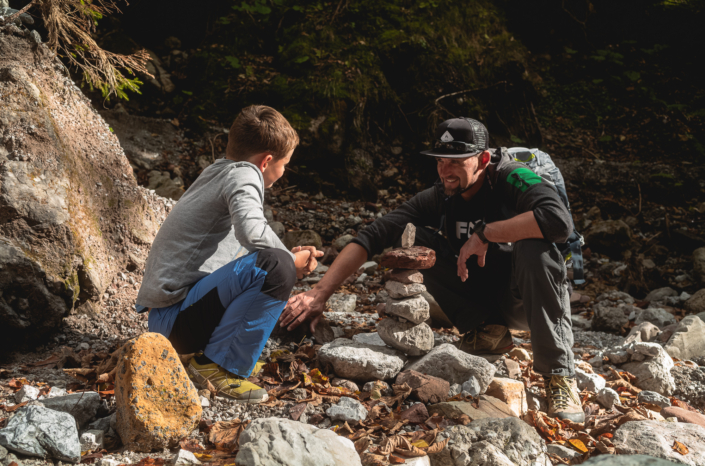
[420,117,489,158]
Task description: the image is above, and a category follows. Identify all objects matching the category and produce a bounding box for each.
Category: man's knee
[514,239,564,273]
[256,248,296,301]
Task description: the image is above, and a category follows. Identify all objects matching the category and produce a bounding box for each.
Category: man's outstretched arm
[279,243,368,332]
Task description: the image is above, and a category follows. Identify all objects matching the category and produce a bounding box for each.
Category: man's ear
[479,150,491,167]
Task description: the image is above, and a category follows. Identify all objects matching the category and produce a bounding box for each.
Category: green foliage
[181,0,527,142]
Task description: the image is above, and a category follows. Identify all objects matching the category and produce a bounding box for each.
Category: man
[280,117,584,423]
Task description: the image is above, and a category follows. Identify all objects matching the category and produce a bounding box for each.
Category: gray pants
[406,227,574,377]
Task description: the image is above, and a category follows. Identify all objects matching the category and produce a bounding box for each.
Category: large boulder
[318,338,407,382]
[0,31,168,346]
[236,418,361,466]
[405,343,496,389]
[664,315,705,360]
[429,418,550,466]
[114,333,202,452]
[613,420,705,466]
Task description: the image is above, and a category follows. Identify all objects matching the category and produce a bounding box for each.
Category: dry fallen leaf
[673,440,689,455]
[567,438,588,454]
[208,419,249,452]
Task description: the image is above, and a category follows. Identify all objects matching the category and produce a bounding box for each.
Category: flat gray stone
[637,390,671,409]
[40,391,101,427]
[377,318,434,356]
[326,397,367,423]
[645,287,678,304]
[385,281,426,299]
[318,338,406,382]
[385,296,430,324]
[404,343,496,389]
[401,223,416,248]
[0,405,80,463]
[613,420,705,465]
[351,332,386,347]
[546,444,582,461]
[596,387,620,409]
[635,307,677,329]
[236,418,361,466]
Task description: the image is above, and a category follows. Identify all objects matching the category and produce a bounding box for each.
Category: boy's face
[262,149,294,188]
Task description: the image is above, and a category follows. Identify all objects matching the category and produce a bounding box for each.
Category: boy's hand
[291,246,324,278]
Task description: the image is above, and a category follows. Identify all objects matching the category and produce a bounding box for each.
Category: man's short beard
[444,178,474,197]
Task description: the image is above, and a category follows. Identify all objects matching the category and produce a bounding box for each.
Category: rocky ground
[2,189,705,466]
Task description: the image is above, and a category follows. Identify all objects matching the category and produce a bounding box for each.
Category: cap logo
[440,131,454,142]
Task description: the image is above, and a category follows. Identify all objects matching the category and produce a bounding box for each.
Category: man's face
[262,149,294,188]
[436,155,480,196]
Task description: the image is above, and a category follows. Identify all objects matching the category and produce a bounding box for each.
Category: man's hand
[291,246,324,279]
[279,289,326,333]
[457,234,489,282]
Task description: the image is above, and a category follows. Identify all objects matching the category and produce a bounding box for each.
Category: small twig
[434,81,507,106]
[210,133,226,162]
[637,184,642,216]
[280,185,298,192]
[1,0,36,25]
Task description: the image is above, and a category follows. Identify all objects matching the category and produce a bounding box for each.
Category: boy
[135,105,320,403]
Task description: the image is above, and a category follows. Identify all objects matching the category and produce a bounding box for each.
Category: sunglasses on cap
[433,140,484,155]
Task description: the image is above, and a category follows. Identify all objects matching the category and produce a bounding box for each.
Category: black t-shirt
[352,149,573,259]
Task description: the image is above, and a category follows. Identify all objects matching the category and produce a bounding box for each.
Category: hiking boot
[457,324,514,355]
[187,358,268,404]
[544,375,585,423]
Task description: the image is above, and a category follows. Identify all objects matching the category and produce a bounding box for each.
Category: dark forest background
[10,0,705,199]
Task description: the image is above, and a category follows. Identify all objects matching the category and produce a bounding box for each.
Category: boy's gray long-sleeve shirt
[137,160,294,309]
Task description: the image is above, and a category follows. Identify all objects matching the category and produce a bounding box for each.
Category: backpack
[506,147,585,285]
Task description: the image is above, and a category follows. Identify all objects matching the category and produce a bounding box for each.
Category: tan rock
[389,269,424,284]
[477,394,517,418]
[485,378,527,417]
[115,333,202,452]
[507,347,531,361]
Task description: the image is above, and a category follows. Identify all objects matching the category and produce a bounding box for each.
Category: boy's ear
[253,153,274,172]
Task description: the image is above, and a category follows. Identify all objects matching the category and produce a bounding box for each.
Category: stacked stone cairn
[376,224,437,356]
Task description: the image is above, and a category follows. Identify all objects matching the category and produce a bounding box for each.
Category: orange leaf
[673,440,689,455]
[389,455,406,464]
[567,438,588,454]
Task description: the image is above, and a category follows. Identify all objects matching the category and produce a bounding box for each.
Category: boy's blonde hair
[226,105,299,161]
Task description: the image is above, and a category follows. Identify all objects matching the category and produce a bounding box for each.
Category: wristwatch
[472,221,490,244]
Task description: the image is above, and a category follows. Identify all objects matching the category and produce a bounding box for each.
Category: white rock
[448,384,462,397]
[80,430,104,452]
[635,307,677,329]
[170,449,201,465]
[605,349,629,365]
[236,418,361,466]
[664,315,705,360]
[326,397,367,423]
[385,296,430,324]
[461,377,481,397]
[622,343,675,395]
[575,367,606,392]
[318,338,407,382]
[401,223,416,248]
[200,396,210,407]
[596,387,620,409]
[14,385,40,403]
[44,387,69,398]
[360,261,378,275]
[98,457,123,466]
[385,281,426,299]
[377,319,434,356]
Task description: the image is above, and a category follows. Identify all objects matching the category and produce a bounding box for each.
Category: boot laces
[547,376,579,410]
[459,329,479,352]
